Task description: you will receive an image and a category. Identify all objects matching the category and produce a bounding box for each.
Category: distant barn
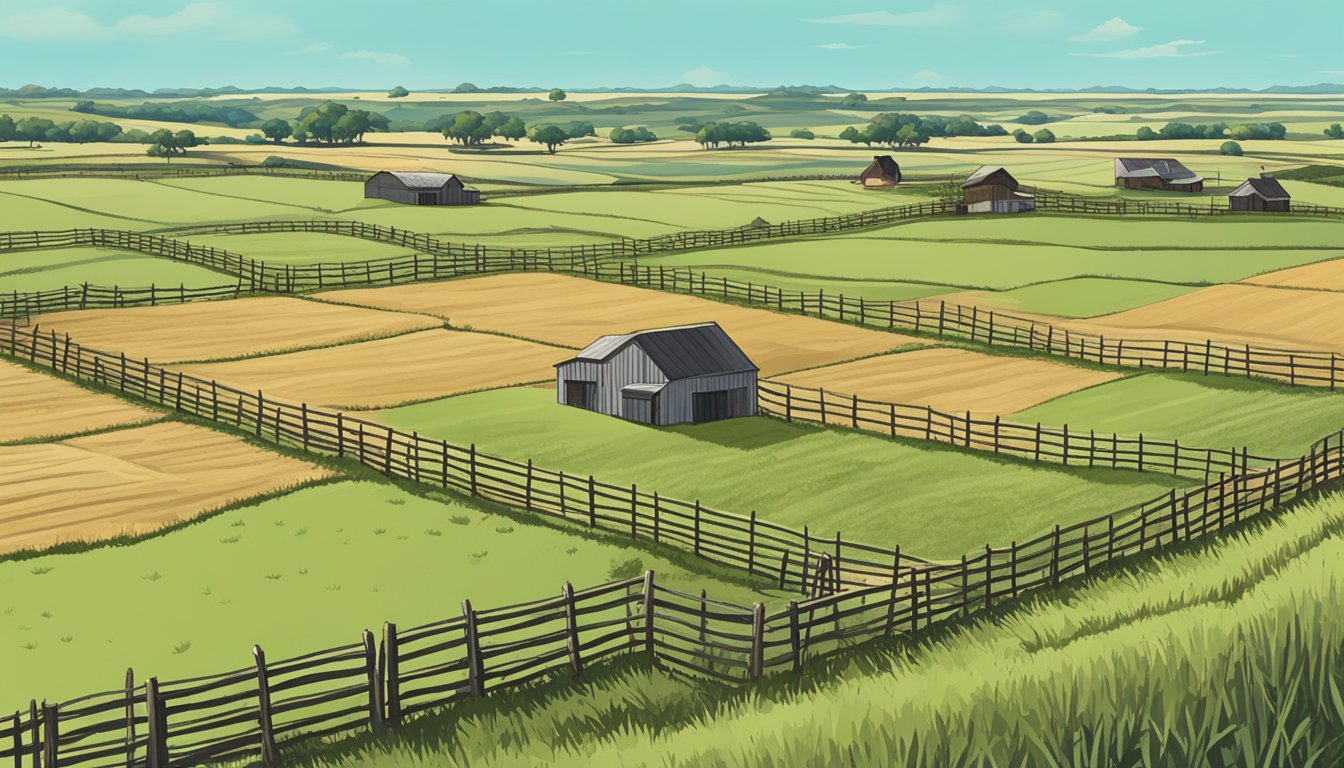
[364,171,480,206]
[859,155,901,187]
[1229,175,1290,212]
[554,323,758,426]
[962,166,1035,213]
[1113,158,1204,193]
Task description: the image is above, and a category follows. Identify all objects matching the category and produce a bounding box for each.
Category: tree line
[0,114,126,145]
[840,113,1007,149]
[1135,121,1288,141]
[72,100,259,127]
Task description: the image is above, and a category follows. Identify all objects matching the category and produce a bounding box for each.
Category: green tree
[1032,128,1056,144]
[838,125,865,145]
[1012,128,1033,144]
[609,126,657,144]
[1135,126,1159,141]
[840,92,868,107]
[69,119,104,143]
[1017,110,1050,125]
[548,88,567,102]
[145,128,198,162]
[564,120,595,139]
[387,85,410,98]
[95,121,122,142]
[0,114,13,142]
[1219,140,1244,156]
[454,82,479,93]
[261,118,292,143]
[15,116,54,146]
[790,128,815,140]
[529,124,569,153]
[296,101,348,143]
[496,115,527,141]
[1325,123,1344,139]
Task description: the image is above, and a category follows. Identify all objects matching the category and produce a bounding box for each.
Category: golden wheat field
[315,274,921,375]
[1242,257,1344,292]
[0,359,161,442]
[0,421,332,553]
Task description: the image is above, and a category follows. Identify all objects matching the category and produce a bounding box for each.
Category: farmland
[2,80,1343,767]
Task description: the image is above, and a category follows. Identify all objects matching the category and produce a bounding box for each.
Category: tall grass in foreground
[272,487,1344,768]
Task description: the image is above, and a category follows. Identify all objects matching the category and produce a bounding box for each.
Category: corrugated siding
[621,396,653,424]
[556,345,666,417]
[661,371,757,424]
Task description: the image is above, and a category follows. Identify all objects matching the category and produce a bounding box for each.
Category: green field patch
[0,189,163,231]
[375,387,1188,559]
[156,176,371,213]
[186,232,416,264]
[0,247,229,293]
[1013,373,1344,457]
[0,178,313,225]
[935,277,1201,317]
[0,480,772,703]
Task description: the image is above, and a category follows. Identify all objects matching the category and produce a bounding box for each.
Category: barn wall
[660,371,758,425]
[556,345,667,417]
[964,183,1016,204]
[621,396,654,424]
[364,175,416,204]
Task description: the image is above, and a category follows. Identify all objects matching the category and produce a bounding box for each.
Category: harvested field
[0,421,331,553]
[1243,257,1344,292]
[315,273,921,375]
[0,360,160,442]
[771,348,1119,416]
[29,297,441,363]
[1058,284,1344,352]
[179,329,562,409]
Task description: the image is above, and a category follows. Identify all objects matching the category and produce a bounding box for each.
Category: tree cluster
[145,129,199,162]
[789,128,816,140]
[292,101,390,144]
[1136,121,1287,141]
[1015,110,1052,125]
[0,114,124,145]
[840,92,868,107]
[387,86,410,99]
[694,121,772,149]
[610,126,657,144]
[1326,123,1344,139]
[72,100,258,127]
[432,111,527,146]
[840,113,1006,149]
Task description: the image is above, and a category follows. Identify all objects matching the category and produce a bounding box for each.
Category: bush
[1016,110,1050,125]
[1220,141,1244,156]
[1012,128,1033,144]
[607,557,644,581]
[388,85,409,98]
[840,92,868,107]
[609,126,657,144]
[1326,123,1344,139]
[1032,128,1056,144]
[789,128,815,140]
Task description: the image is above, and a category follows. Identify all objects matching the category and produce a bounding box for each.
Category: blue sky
[0,0,1339,91]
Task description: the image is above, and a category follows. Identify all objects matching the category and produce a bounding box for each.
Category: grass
[185,232,417,264]
[1014,372,1344,457]
[0,246,229,293]
[253,479,1344,768]
[0,480,778,704]
[374,386,1189,558]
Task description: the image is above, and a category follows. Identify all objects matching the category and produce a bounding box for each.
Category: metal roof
[373,171,459,189]
[557,322,758,379]
[1230,176,1290,200]
[962,165,1017,189]
[1114,158,1201,182]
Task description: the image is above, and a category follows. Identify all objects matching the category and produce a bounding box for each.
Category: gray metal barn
[363,171,480,205]
[1229,175,1291,212]
[554,323,758,426]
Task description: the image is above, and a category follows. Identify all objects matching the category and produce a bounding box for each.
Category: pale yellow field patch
[0,359,161,442]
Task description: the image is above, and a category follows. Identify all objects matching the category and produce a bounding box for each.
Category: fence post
[361,629,385,735]
[641,571,656,657]
[562,582,583,676]
[382,623,400,727]
[748,603,766,681]
[40,702,56,768]
[693,501,702,556]
[788,601,802,671]
[747,511,757,575]
[252,646,279,767]
[1050,525,1062,587]
[144,679,166,768]
[123,668,136,768]
[462,601,485,696]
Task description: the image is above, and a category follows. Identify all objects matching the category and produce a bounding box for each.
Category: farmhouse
[859,155,902,187]
[364,171,480,206]
[961,166,1035,214]
[1229,175,1291,212]
[554,322,758,426]
[1113,158,1204,193]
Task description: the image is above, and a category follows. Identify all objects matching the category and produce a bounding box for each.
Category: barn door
[566,380,596,410]
[417,192,437,205]
[692,390,733,423]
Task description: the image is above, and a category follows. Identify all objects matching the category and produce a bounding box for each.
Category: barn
[1113,158,1204,193]
[363,171,481,206]
[1229,175,1291,212]
[859,155,901,187]
[962,166,1035,213]
[554,322,758,426]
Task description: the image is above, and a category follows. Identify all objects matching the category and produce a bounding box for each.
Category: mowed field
[0,421,331,553]
[0,246,230,294]
[0,359,160,442]
[29,297,441,362]
[317,273,920,375]
[771,347,1119,416]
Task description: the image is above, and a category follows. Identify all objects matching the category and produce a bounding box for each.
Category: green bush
[1220,141,1244,156]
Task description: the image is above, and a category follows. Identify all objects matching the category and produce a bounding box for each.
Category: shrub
[789,128,816,140]
[1012,128,1033,144]
[1220,140,1244,156]
[1032,128,1056,144]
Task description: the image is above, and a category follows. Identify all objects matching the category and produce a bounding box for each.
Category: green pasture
[0,480,774,704]
[186,232,416,264]
[375,387,1189,559]
[0,247,229,293]
[932,277,1199,317]
[1014,373,1344,458]
[0,178,312,227]
[156,176,372,213]
[284,485,1344,768]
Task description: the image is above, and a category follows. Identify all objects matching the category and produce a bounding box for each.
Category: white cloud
[815,42,867,50]
[1078,39,1223,59]
[806,4,959,28]
[1071,17,1142,42]
[682,65,728,87]
[295,42,332,55]
[0,3,292,41]
[341,50,411,66]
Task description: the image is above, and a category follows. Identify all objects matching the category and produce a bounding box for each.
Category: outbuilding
[1229,175,1291,212]
[859,155,902,187]
[1113,158,1204,193]
[554,322,758,426]
[363,171,480,205]
[962,166,1035,213]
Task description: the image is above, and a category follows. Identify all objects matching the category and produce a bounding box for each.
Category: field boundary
[3,321,1342,766]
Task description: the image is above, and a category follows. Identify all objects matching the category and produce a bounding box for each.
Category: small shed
[859,155,902,187]
[364,171,481,206]
[1229,175,1290,212]
[554,322,758,426]
[1113,158,1204,193]
[962,166,1035,213]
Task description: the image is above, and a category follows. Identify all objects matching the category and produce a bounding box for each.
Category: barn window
[416,192,437,205]
[692,388,746,423]
[565,380,597,410]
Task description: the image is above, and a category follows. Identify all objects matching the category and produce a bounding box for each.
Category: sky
[0,0,1340,91]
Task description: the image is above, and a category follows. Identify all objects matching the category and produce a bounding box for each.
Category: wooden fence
[0,165,371,183]
[1032,189,1344,219]
[3,329,1343,766]
[757,380,1268,481]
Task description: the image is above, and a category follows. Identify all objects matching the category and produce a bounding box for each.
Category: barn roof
[557,322,758,379]
[1230,176,1290,200]
[864,155,901,178]
[962,165,1018,189]
[371,171,459,189]
[1114,158,1203,183]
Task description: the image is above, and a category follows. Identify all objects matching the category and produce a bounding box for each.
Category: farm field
[0,246,228,293]
[771,347,1119,416]
[925,277,1200,318]
[316,273,920,375]
[179,328,563,409]
[290,485,1344,768]
[0,480,778,704]
[185,231,416,264]
[0,359,160,442]
[0,421,331,553]
[1013,374,1344,458]
[1243,255,1344,291]
[29,296,441,362]
[373,386,1189,557]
